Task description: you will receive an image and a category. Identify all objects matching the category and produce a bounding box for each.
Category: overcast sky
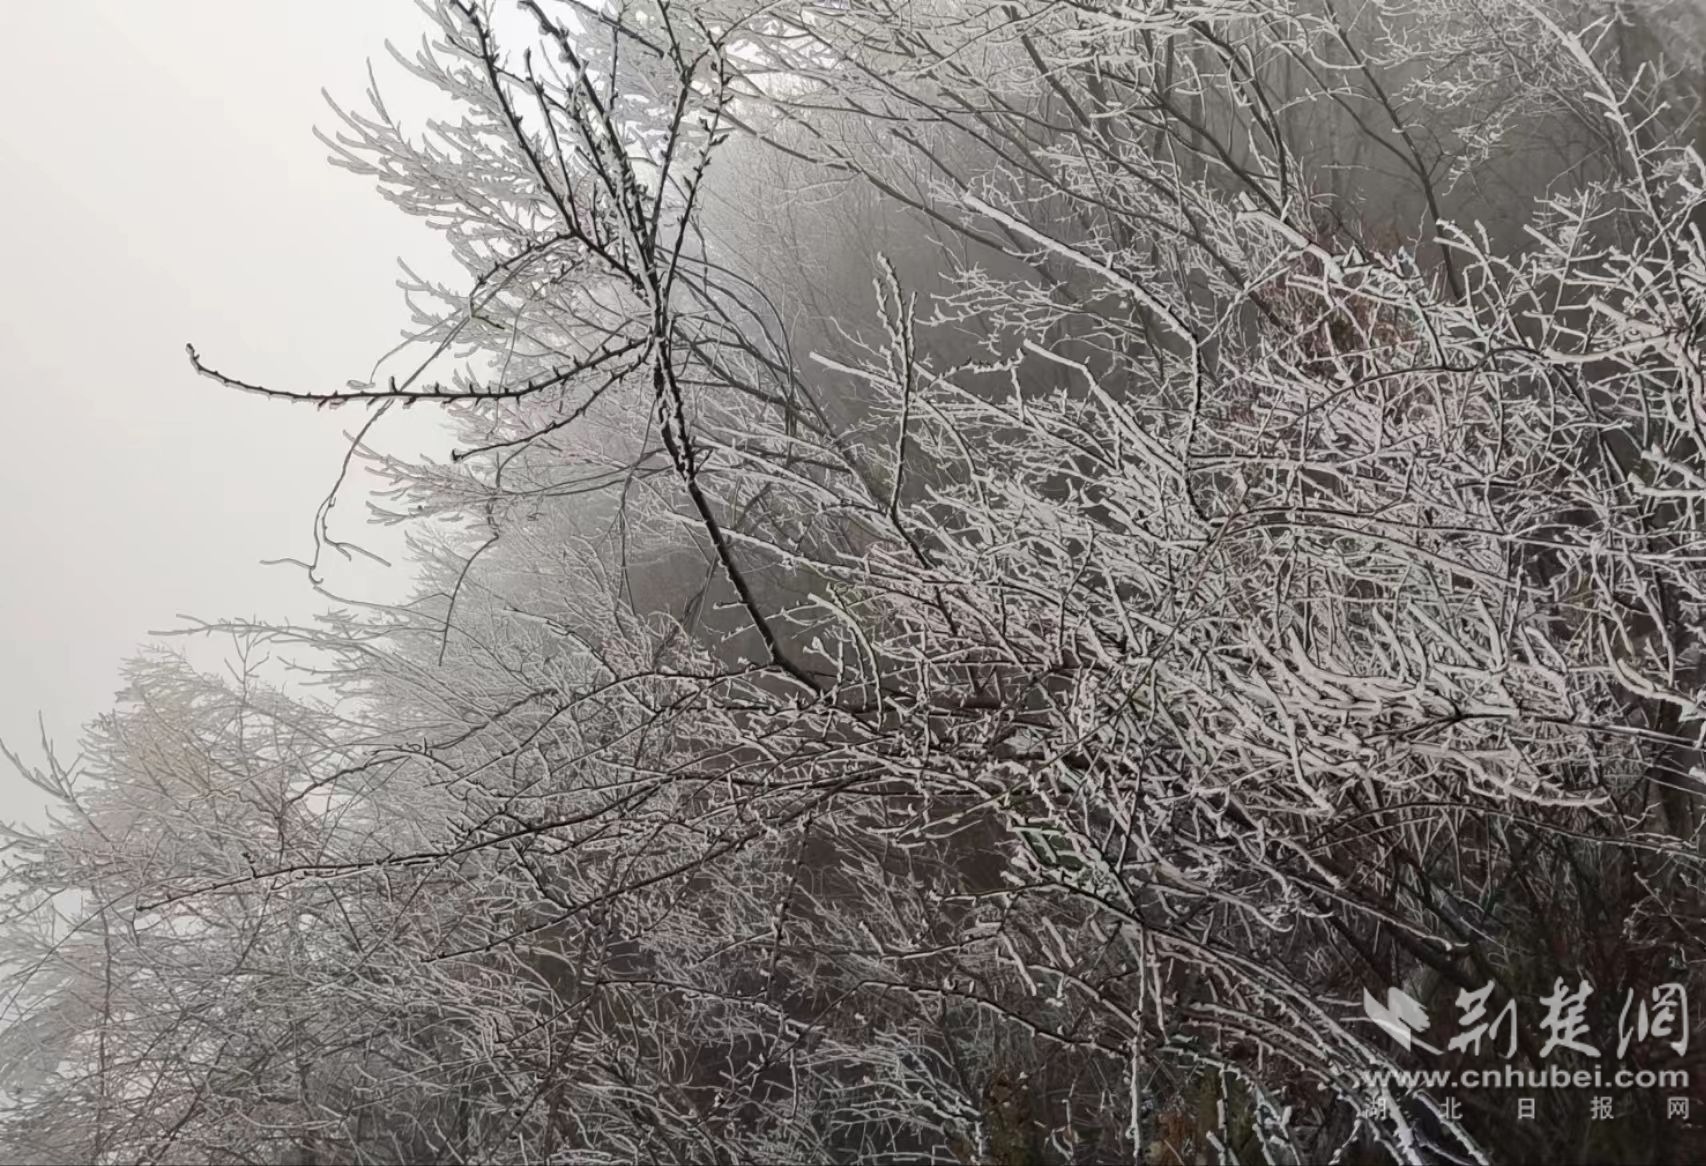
[0,2,458,824]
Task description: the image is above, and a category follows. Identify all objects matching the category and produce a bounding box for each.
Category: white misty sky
[0,2,458,824]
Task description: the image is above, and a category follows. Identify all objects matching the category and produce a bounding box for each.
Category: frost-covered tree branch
[8,0,1706,1162]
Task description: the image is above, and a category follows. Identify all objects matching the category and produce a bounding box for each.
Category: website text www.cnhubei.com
[1382,1065,1689,1090]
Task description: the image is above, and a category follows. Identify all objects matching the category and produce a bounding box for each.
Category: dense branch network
[7,1,1706,1163]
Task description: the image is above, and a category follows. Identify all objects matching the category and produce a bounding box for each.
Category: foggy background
[0,2,453,824]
